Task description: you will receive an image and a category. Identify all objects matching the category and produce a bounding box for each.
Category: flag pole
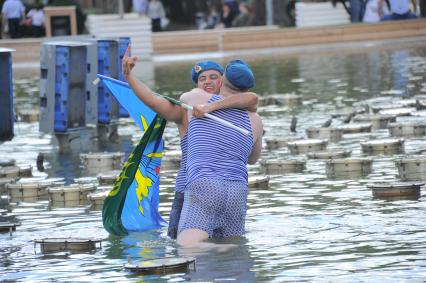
[156,94,250,136]
[181,102,250,136]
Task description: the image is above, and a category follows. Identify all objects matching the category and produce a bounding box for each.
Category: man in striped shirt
[177,60,263,247]
[121,45,259,238]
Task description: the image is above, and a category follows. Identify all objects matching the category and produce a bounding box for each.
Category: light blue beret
[224,59,255,90]
[191,61,224,84]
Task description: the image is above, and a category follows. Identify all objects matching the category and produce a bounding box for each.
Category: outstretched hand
[122,44,138,79]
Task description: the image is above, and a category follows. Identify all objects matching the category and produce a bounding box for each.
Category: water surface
[1,45,426,282]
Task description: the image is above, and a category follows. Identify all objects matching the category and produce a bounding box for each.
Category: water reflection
[179,238,256,282]
[391,50,410,95]
[105,232,256,282]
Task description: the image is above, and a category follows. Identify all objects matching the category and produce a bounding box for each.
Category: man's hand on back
[192,104,211,118]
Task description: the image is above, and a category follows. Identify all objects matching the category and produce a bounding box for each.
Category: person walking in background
[1,0,25,38]
[147,0,165,32]
[132,0,148,16]
[379,0,417,21]
[363,0,390,23]
[26,3,45,37]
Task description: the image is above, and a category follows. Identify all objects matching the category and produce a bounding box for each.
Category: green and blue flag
[97,74,168,236]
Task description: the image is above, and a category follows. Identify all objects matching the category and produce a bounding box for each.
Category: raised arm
[123,45,184,123]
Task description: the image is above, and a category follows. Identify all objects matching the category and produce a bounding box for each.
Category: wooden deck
[152,19,426,54]
[2,19,426,63]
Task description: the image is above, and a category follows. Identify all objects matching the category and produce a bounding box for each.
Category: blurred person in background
[148,0,165,32]
[224,0,239,17]
[221,2,234,28]
[350,0,364,22]
[363,0,390,23]
[206,3,220,29]
[133,0,148,16]
[1,0,25,38]
[379,0,417,20]
[26,2,45,37]
[232,1,254,27]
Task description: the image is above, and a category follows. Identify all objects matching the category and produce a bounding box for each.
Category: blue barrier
[0,49,14,141]
[40,42,88,133]
[97,39,120,124]
[54,45,87,132]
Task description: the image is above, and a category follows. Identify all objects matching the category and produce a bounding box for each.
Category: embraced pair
[122,46,263,247]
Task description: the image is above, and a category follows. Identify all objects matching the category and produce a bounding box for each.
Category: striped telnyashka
[186,95,254,186]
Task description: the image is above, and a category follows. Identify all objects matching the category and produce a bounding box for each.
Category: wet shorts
[178,178,248,238]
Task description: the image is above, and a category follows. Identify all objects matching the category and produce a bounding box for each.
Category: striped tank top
[186,95,254,185]
[174,133,188,193]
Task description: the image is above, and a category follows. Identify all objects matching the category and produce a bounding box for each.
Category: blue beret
[224,59,255,90]
[191,61,224,84]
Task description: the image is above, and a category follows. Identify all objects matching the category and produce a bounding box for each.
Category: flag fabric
[98,75,168,236]
[97,74,157,131]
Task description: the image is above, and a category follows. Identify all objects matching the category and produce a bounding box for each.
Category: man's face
[197,70,223,94]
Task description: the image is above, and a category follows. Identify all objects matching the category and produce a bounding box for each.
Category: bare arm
[180,88,212,122]
[209,91,258,112]
[192,89,259,118]
[247,112,263,164]
[123,45,184,123]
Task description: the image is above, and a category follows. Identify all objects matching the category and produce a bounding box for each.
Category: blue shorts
[178,178,248,238]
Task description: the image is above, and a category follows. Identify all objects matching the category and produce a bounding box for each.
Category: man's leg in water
[167,191,184,239]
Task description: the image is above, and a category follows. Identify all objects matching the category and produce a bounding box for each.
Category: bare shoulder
[180,91,196,104]
[180,88,212,106]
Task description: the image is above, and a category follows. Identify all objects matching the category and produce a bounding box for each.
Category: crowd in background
[196,0,255,30]
[337,0,418,23]
[0,0,421,39]
[198,0,419,30]
[131,0,253,31]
